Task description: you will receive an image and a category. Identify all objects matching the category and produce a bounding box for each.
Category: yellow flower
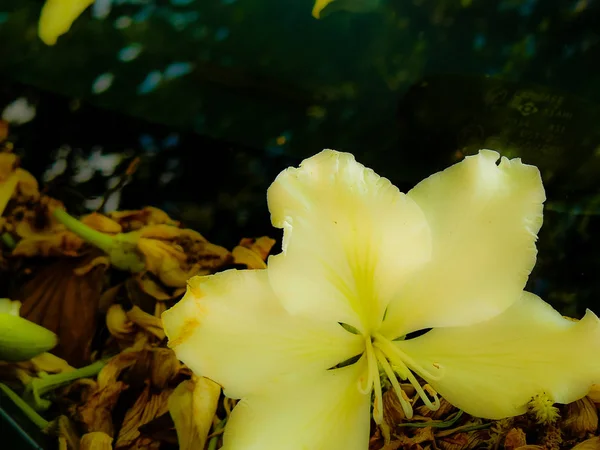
[163,149,600,450]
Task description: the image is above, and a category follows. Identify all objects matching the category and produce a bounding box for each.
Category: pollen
[528,392,560,425]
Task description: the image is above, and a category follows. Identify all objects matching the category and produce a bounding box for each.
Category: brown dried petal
[106,304,136,341]
[505,428,527,450]
[150,348,181,389]
[98,284,122,313]
[51,415,81,450]
[109,207,179,231]
[19,257,106,366]
[572,437,600,450]
[0,152,17,180]
[12,229,84,257]
[115,383,172,449]
[232,245,267,269]
[383,389,408,425]
[136,275,172,301]
[80,432,113,450]
[415,397,454,420]
[438,432,470,450]
[73,256,111,276]
[382,384,417,426]
[137,238,189,288]
[564,397,598,437]
[96,350,140,389]
[238,236,276,261]
[80,213,122,234]
[77,381,127,436]
[126,306,165,340]
[412,426,434,445]
[514,446,545,450]
[168,376,221,450]
[15,352,75,375]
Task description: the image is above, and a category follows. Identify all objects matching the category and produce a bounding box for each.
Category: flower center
[359,333,442,423]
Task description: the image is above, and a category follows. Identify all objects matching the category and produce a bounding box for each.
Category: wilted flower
[52,209,231,286]
[170,150,600,448]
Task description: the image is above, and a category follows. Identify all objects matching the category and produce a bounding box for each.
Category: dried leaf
[80,432,113,450]
[168,376,221,450]
[505,427,527,450]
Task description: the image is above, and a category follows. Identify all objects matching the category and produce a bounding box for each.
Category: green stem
[398,410,464,428]
[207,418,227,450]
[53,208,114,253]
[36,359,106,397]
[0,383,49,430]
[52,209,145,272]
[25,359,107,411]
[1,232,16,249]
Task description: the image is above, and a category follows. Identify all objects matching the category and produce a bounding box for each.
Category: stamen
[373,333,441,412]
[363,338,384,424]
[374,348,413,419]
[374,333,443,381]
[404,368,440,411]
[358,337,375,394]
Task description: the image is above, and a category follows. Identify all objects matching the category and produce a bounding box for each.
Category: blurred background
[0,0,599,317]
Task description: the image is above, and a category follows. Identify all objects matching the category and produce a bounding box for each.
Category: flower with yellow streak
[163,149,600,449]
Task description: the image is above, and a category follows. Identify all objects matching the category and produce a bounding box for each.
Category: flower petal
[222,357,371,450]
[267,149,431,333]
[162,269,363,399]
[395,292,600,419]
[381,150,545,337]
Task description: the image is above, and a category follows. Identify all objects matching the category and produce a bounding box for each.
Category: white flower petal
[396,292,600,419]
[222,357,371,450]
[267,149,431,333]
[381,150,545,338]
[162,269,363,399]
